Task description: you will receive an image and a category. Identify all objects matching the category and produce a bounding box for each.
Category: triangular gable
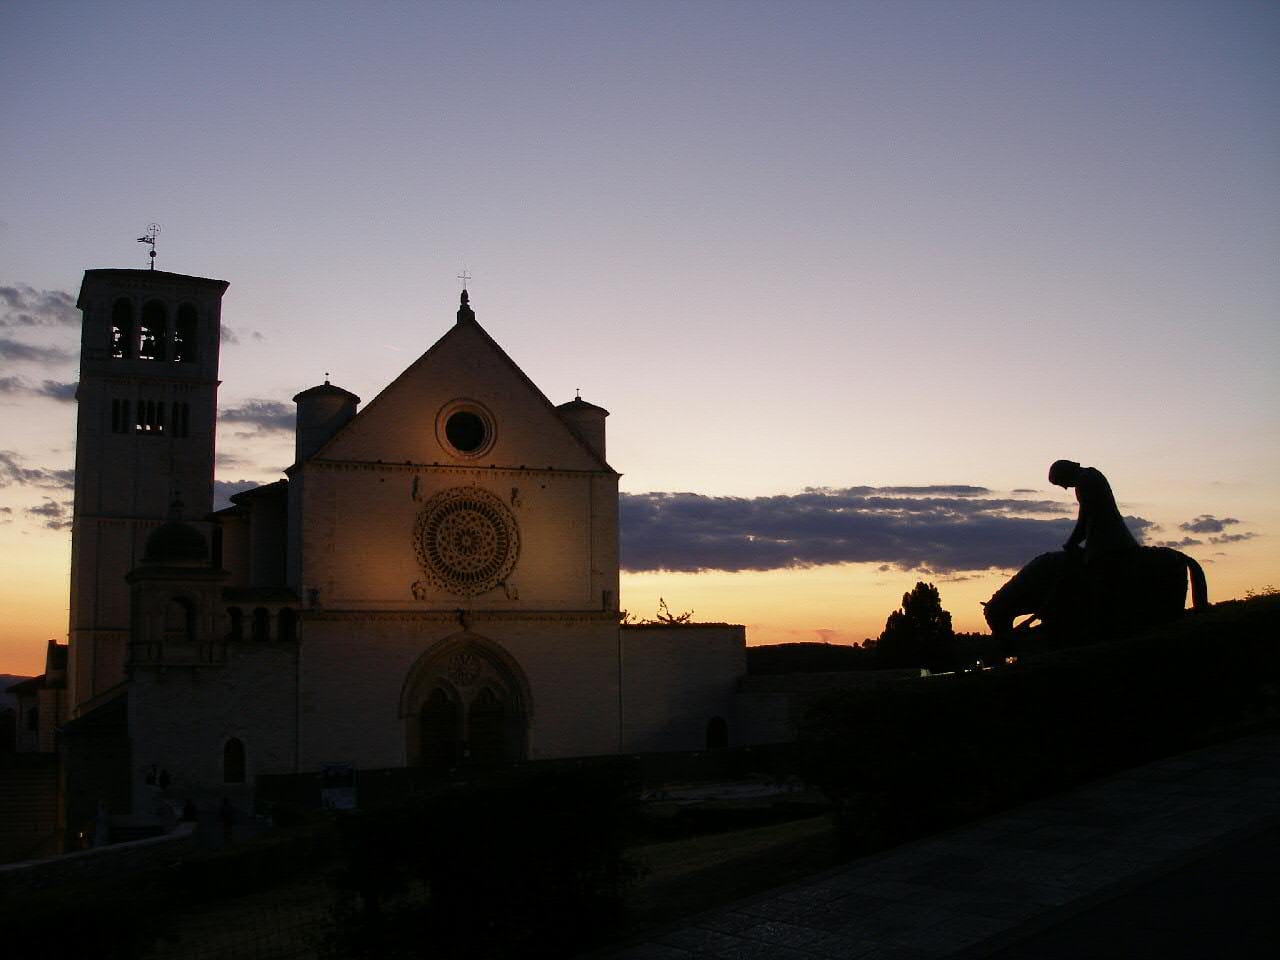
[314,316,613,472]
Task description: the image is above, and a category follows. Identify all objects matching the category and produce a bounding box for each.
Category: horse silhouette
[984,546,1207,652]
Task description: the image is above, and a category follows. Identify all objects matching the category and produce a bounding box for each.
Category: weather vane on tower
[137,223,161,270]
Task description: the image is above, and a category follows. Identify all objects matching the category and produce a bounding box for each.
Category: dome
[143,518,208,565]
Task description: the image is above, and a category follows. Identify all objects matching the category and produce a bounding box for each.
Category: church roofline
[288,457,619,479]
[77,269,230,307]
[228,478,288,505]
[6,675,45,695]
[306,300,615,473]
[60,688,127,733]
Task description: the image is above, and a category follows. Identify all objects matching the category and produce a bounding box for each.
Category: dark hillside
[747,642,875,674]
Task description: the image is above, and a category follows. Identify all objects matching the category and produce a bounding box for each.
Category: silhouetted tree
[875,582,956,670]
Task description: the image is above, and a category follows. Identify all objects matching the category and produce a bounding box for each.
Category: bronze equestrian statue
[984,461,1208,652]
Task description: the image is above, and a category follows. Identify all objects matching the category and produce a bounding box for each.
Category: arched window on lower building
[251,607,270,642]
[706,716,729,751]
[277,608,297,643]
[223,738,246,783]
[227,607,244,641]
[163,596,197,644]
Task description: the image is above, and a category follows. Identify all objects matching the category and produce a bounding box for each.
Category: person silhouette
[1048,460,1139,564]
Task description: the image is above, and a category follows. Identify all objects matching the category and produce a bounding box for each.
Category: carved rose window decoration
[413,487,520,597]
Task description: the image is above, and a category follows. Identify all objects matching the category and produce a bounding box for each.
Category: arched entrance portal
[401,633,530,770]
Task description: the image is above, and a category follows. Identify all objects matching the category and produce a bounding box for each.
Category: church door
[420,687,461,770]
[404,637,530,769]
[467,687,507,764]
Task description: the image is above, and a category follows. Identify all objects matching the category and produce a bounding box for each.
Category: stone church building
[64,267,748,831]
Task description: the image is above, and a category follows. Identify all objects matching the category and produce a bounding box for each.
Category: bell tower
[68,269,229,711]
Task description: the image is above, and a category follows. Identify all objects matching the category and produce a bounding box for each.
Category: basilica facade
[64,268,746,829]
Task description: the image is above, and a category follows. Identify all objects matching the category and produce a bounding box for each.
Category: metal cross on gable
[457,269,471,291]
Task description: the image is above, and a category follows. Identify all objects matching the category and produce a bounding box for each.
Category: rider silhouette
[1049,460,1139,565]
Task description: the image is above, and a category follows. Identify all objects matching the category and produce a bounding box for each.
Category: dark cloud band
[0,285,77,328]
[0,451,74,490]
[619,488,1157,575]
[0,337,74,364]
[219,400,294,433]
[0,377,77,401]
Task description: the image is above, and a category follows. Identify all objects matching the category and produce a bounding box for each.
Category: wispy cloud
[0,285,77,328]
[1179,514,1240,534]
[0,337,74,364]
[619,487,1099,575]
[1169,515,1257,548]
[27,498,72,530]
[0,451,74,490]
[220,325,265,345]
[1209,532,1257,545]
[0,376,77,401]
[37,380,77,401]
[219,399,293,433]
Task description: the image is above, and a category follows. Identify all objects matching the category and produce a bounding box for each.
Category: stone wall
[299,613,622,767]
[129,641,298,813]
[735,668,921,745]
[0,821,197,897]
[620,624,746,753]
[295,462,617,613]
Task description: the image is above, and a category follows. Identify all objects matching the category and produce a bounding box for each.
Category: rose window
[414,487,519,597]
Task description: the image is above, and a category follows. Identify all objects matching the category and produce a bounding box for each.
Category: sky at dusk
[1,1,1277,674]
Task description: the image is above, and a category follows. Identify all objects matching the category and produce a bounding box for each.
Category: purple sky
[1,1,1276,672]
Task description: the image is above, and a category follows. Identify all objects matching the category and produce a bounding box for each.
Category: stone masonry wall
[620,624,746,753]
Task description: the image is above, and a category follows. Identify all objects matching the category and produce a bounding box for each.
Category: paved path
[605,729,1280,959]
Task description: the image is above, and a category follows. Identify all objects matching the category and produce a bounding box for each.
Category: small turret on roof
[556,392,610,461]
[294,377,361,463]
